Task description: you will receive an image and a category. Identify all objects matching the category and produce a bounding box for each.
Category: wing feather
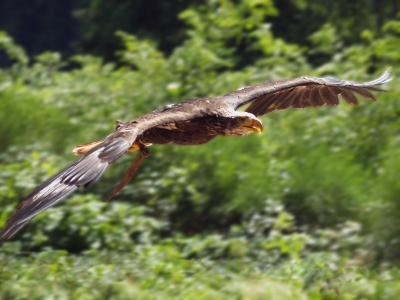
[224,68,391,116]
[346,87,376,100]
[363,86,387,92]
[327,87,342,104]
[319,86,337,106]
[288,89,304,108]
[0,135,134,241]
[300,88,312,108]
[310,86,324,107]
[245,93,281,115]
[275,89,295,110]
[261,92,290,113]
[340,89,359,105]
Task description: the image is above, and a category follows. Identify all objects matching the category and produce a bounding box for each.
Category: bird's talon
[138,143,150,157]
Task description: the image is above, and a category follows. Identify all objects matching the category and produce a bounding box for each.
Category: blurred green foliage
[1,0,400,299]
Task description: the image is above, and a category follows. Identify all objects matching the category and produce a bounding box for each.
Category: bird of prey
[0,68,392,241]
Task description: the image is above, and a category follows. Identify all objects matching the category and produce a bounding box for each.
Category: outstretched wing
[223,68,392,115]
[0,104,213,241]
[0,132,135,241]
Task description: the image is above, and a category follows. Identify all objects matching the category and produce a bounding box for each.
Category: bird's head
[223,113,263,136]
[240,115,263,134]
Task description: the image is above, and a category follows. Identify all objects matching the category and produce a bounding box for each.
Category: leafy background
[1,0,400,299]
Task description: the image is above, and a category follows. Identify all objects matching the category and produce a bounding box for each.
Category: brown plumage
[0,68,392,241]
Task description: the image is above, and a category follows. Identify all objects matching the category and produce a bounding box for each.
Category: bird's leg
[138,141,150,157]
[103,142,149,202]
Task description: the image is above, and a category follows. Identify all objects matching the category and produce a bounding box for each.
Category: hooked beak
[241,118,263,134]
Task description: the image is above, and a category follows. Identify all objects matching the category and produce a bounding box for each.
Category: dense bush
[1,0,400,298]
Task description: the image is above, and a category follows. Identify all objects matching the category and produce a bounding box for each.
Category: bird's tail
[73,139,142,156]
[73,139,105,156]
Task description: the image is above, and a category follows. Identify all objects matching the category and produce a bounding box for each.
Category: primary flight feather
[0,68,392,241]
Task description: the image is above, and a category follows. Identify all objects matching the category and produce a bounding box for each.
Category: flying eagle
[0,69,392,241]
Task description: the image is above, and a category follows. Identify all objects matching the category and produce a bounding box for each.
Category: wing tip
[363,67,392,86]
[0,224,16,242]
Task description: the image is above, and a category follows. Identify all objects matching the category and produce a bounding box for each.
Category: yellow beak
[242,118,263,134]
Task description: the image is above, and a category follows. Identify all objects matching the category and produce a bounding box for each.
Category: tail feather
[73,139,105,156]
[73,138,145,156]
